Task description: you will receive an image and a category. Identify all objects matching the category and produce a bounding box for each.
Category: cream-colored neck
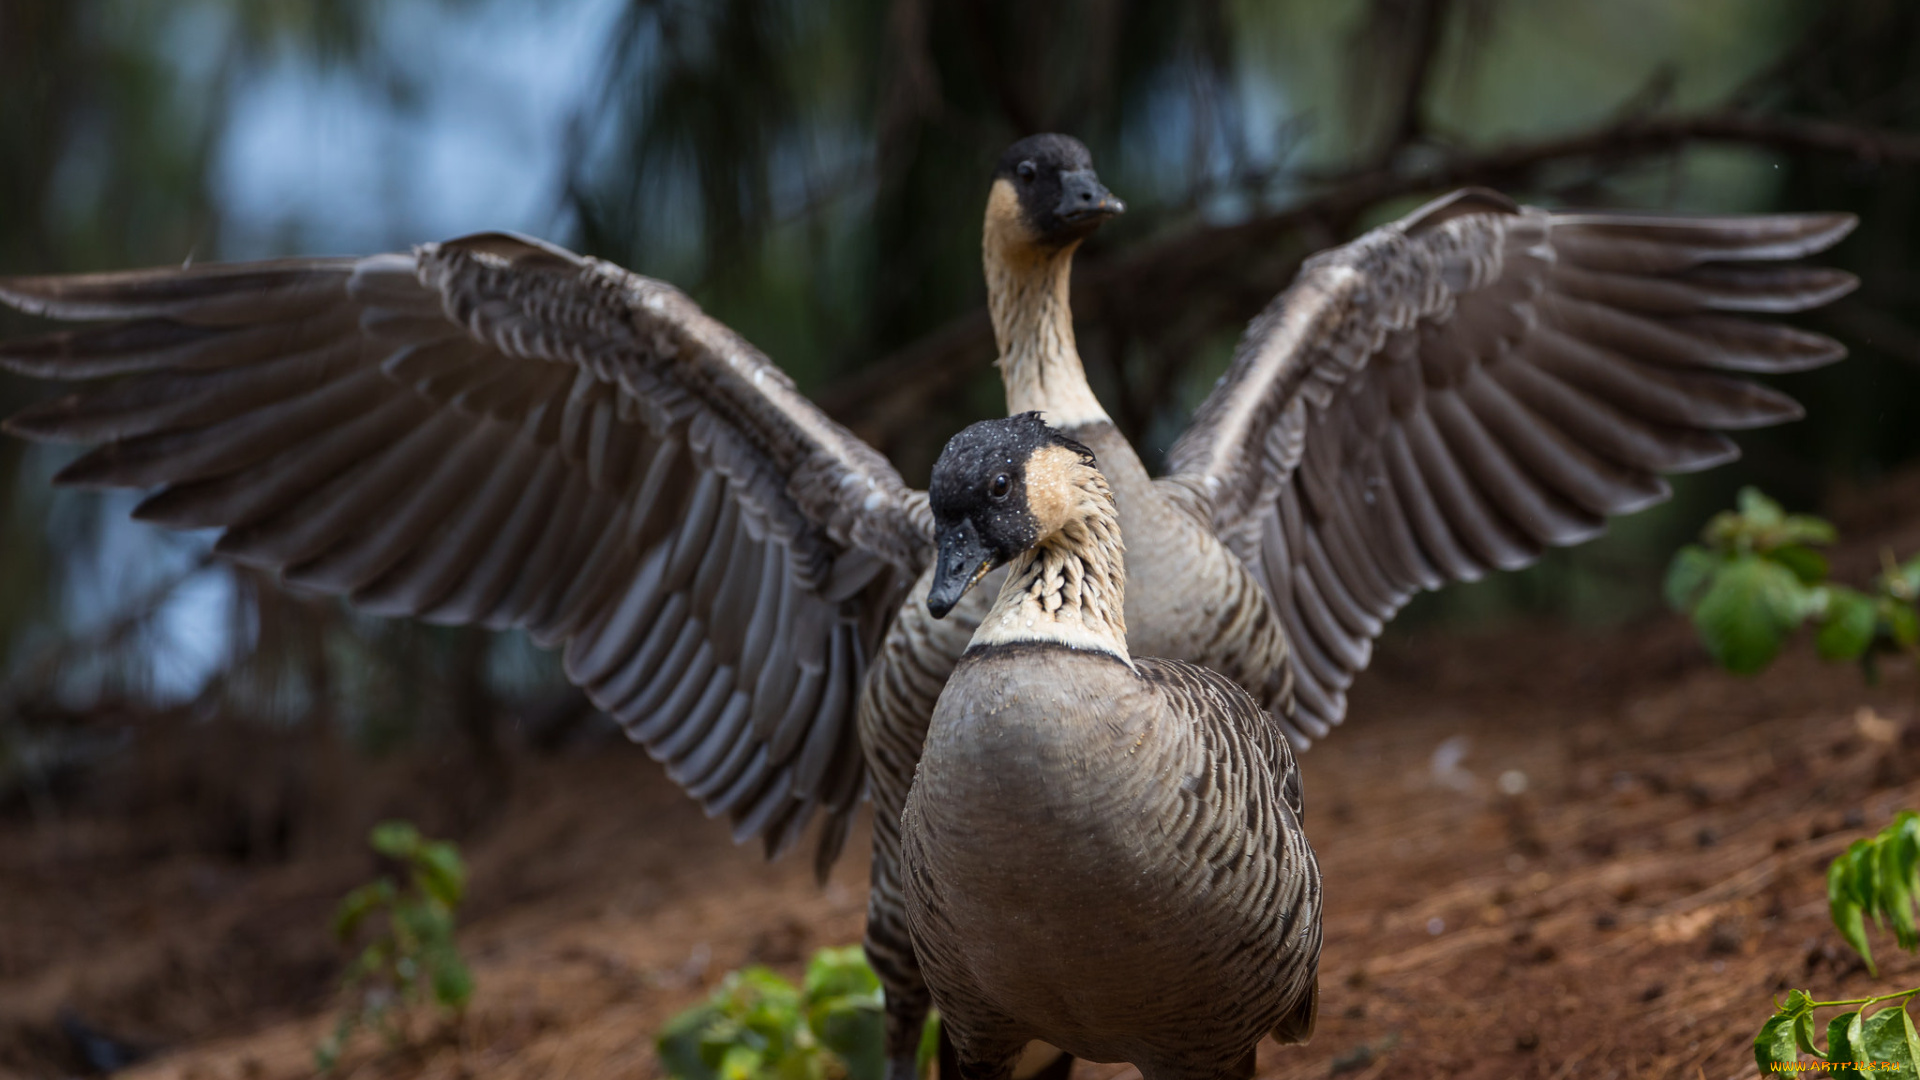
[971,466,1131,663]
[984,215,1111,429]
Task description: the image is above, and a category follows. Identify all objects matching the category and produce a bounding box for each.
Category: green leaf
[1823,817,1920,973]
[1691,555,1811,674]
[1819,587,1880,661]
[1738,486,1785,528]
[394,897,456,953]
[1771,544,1832,585]
[1888,601,1920,650]
[1852,844,1883,912]
[803,945,880,1003]
[1830,849,1876,974]
[1897,812,1920,851]
[917,1013,941,1080]
[1899,556,1920,598]
[1702,509,1744,552]
[1855,1003,1920,1077]
[1755,1013,1800,1072]
[1835,891,1881,976]
[1795,1010,1824,1059]
[413,841,467,909]
[370,820,423,859]
[798,949,891,1080]
[658,949,940,1080]
[1782,513,1839,547]
[719,1043,765,1080]
[811,998,885,1080]
[348,941,390,983]
[429,950,474,1009]
[1665,546,1718,612]
[731,967,803,1016]
[659,1004,725,1080]
[1827,1011,1863,1076]
[1882,838,1920,951]
[333,880,396,941]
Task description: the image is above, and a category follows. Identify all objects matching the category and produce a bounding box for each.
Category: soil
[7,479,1920,1080]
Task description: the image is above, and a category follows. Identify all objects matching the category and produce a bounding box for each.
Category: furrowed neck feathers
[983,188,1111,429]
[970,463,1130,664]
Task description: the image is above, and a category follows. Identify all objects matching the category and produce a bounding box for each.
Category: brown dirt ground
[7,473,1920,1080]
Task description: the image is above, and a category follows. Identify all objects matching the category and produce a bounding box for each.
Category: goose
[0,135,1854,1079]
[856,134,1858,1076]
[903,411,1320,1080]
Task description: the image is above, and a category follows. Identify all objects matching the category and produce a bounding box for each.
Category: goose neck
[984,230,1110,428]
[972,468,1130,663]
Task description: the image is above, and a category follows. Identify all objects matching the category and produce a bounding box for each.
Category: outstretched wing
[1168,190,1855,742]
[0,232,933,871]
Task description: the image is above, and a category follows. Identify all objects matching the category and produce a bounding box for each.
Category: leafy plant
[1756,814,1920,1075]
[658,946,937,1080]
[1754,987,1920,1076]
[1674,494,1920,1072]
[316,821,474,1072]
[1830,812,1920,977]
[1667,488,1920,679]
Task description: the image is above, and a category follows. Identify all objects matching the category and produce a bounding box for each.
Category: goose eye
[1016,160,1037,183]
[989,473,1011,499]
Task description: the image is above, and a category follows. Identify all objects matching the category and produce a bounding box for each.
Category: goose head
[985,134,1126,256]
[925,412,1099,618]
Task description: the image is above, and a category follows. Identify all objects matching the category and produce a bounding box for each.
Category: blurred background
[3,0,1920,782]
[6,2,1920,1076]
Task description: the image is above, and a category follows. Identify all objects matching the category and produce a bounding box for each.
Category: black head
[925,412,1096,618]
[989,134,1126,248]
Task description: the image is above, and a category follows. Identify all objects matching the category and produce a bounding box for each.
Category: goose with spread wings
[0,134,1855,1079]
[855,134,1855,1078]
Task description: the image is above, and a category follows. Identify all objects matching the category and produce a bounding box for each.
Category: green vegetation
[317,821,474,1072]
[1754,814,1920,1075]
[657,946,937,1080]
[1668,491,1920,1072]
[1666,487,1920,681]
[1830,813,1920,978]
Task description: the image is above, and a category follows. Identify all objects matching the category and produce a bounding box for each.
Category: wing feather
[0,232,932,867]
[1170,191,1854,738]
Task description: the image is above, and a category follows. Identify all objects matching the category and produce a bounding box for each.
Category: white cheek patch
[1021,444,1084,538]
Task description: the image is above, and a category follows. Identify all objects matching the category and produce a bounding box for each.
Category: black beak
[1054,168,1125,225]
[927,519,997,619]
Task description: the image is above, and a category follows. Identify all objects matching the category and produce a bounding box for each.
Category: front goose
[0,135,1855,1079]
[902,412,1321,1080]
